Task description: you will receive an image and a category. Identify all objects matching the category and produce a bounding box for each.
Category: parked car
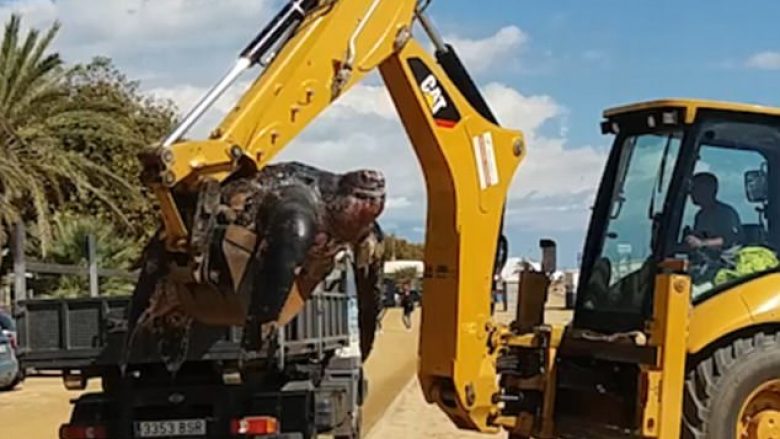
[0,309,17,351]
[0,331,19,391]
[0,309,23,387]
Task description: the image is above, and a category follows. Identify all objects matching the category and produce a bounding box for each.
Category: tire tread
[682,328,780,438]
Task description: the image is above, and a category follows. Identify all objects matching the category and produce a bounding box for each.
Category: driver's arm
[686,205,742,249]
[686,235,724,249]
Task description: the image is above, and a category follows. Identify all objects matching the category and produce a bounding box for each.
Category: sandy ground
[0,308,420,439]
[0,376,102,438]
[366,290,573,439]
[360,308,422,433]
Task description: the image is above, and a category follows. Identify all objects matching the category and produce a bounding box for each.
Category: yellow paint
[379,39,523,433]
[638,272,690,438]
[688,273,780,355]
[604,98,780,124]
[737,379,780,438]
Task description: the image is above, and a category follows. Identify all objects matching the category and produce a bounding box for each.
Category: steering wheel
[679,226,718,284]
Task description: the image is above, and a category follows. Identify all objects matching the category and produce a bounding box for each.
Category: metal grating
[68,304,100,349]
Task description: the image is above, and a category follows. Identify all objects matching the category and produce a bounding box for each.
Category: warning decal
[472,132,499,190]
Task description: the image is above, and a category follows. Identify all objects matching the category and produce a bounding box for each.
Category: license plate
[135,419,206,437]
[0,345,7,354]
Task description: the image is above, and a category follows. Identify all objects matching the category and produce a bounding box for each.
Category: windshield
[579,129,683,317]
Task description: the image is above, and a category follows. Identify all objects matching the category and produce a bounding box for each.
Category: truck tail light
[230,416,279,436]
[59,424,107,439]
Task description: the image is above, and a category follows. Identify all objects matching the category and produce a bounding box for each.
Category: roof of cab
[603,98,780,123]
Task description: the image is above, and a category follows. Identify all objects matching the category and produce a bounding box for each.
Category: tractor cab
[574,99,780,334]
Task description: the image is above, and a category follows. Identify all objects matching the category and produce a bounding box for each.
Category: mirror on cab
[745,166,769,204]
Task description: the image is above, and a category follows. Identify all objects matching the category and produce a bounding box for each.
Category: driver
[685,172,743,252]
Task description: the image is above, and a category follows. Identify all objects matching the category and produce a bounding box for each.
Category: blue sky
[3,0,780,267]
[429,0,780,143]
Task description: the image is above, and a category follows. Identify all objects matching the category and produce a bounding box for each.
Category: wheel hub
[739,379,780,439]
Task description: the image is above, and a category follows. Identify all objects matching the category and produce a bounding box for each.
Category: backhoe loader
[130,0,780,438]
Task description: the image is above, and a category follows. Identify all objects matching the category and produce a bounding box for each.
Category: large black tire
[683,329,780,438]
[0,370,22,391]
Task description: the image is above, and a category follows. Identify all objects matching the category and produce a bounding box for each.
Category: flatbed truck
[13,257,365,439]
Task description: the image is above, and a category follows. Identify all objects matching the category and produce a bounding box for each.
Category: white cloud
[745,51,780,70]
[443,25,527,73]
[0,0,276,50]
[0,0,280,87]
[483,83,562,134]
[386,197,412,210]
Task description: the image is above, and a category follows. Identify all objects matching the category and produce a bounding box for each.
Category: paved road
[0,308,421,438]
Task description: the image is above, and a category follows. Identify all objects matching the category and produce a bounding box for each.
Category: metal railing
[10,223,139,303]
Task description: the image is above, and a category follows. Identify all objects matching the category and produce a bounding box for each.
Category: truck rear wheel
[683,329,780,438]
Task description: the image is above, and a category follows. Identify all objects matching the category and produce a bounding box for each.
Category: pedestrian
[501,280,509,312]
[376,305,387,333]
[400,283,415,330]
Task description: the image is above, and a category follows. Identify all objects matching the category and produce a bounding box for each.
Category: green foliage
[0,14,163,257]
[29,213,140,298]
[383,233,424,261]
[54,56,178,238]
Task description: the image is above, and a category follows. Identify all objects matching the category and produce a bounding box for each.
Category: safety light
[230,416,280,436]
[59,424,107,439]
[647,115,656,128]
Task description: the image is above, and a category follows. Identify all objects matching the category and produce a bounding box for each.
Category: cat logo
[408,58,461,129]
[421,74,448,115]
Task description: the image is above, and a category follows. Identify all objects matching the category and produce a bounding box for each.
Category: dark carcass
[124,162,387,372]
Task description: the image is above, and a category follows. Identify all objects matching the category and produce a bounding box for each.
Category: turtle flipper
[156,313,193,376]
[240,184,318,354]
[122,234,168,374]
[353,222,385,361]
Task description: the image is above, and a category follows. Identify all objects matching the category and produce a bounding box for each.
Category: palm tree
[29,212,140,298]
[0,14,139,257]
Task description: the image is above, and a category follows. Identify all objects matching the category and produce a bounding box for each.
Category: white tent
[383,260,424,276]
[499,257,541,283]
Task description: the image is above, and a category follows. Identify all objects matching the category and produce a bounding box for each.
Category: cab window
[674,117,780,300]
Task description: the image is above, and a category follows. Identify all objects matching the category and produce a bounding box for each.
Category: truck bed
[15,288,349,372]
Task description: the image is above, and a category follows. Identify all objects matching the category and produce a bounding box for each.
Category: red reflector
[230,416,279,435]
[59,424,107,439]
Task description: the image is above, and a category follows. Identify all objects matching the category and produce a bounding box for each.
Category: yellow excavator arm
[139,0,525,432]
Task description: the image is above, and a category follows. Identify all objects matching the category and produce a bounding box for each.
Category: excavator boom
[139,0,526,432]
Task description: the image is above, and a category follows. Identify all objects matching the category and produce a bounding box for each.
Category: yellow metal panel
[379,40,524,432]
[603,98,780,124]
[164,139,236,185]
[539,345,559,439]
[639,272,690,438]
[638,371,662,437]
[687,273,780,355]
